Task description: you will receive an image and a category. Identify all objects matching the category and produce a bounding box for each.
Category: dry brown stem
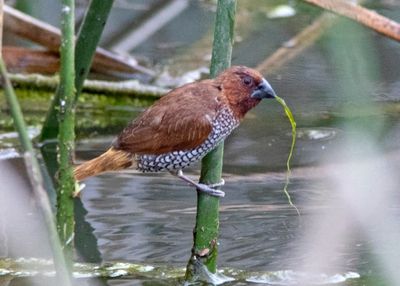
[3,5,154,77]
[3,47,59,74]
[257,13,336,74]
[303,0,400,42]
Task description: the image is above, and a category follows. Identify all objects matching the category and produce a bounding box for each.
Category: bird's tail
[74,148,135,181]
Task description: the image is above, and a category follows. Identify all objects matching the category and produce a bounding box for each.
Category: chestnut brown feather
[113,80,223,155]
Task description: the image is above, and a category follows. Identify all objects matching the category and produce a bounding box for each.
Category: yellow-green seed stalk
[274,95,300,215]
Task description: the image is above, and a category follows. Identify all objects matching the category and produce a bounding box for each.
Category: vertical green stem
[0,56,72,286]
[185,0,237,281]
[0,1,71,282]
[74,0,114,97]
[57,0,75,264]
[40,0,114,141]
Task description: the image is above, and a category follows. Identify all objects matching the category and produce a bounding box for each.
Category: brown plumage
[74,66,276,196]
[115,80,219,155]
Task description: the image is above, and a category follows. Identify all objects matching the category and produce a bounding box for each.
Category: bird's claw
[73,182,85,198]
[174,170,225,197]
[196,183,225,198]
[207,178,225,188]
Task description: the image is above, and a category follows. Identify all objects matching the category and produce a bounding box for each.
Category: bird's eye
[242,76,253,86]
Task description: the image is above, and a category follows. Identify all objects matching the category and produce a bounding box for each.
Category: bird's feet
[73,182,85,198]
[195,183,225,197]
[173,170,225,198]
[208,178,225,188]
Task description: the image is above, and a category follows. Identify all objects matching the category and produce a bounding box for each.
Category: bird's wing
[114,81,221,155]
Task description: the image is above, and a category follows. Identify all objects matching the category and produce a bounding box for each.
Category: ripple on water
[296,128,340,141]
[245,270,360,285]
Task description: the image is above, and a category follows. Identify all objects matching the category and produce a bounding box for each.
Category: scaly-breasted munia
[74,66,276,197]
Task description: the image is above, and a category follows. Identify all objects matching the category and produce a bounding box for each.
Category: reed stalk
[40,0,114,141]
[0,0,71,281]
[185,0,237,281]
[303,0,400,42]
[0,51,72,286]
[74,0,114,96]
[56,0,76,265]
[39,0,114,260]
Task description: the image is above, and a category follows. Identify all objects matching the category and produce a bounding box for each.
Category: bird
[73,66,276,197]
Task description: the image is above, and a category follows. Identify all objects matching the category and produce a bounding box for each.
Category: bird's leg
[173,170,225,197]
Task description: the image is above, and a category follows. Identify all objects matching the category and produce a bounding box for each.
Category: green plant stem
[74,0,114,96]
[56,0,76,265]
[0,57,72,285]
[274,95,300,215]
[40,0,114,141]
[185,0,237,281]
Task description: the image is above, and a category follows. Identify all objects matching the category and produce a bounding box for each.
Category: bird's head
[216,66,276,119]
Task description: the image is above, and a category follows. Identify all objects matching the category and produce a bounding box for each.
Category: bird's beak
[251,78,276,99]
